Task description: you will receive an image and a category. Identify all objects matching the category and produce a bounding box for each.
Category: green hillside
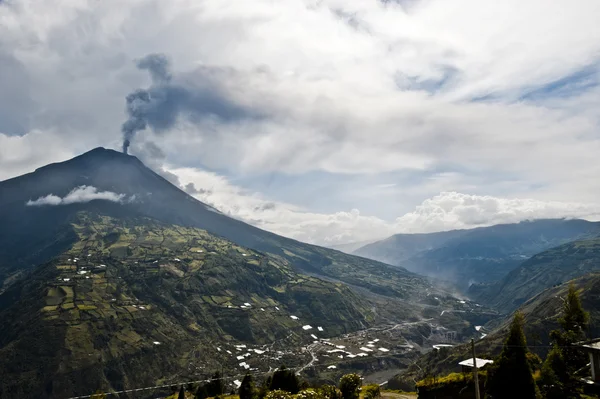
[0,213,375,398]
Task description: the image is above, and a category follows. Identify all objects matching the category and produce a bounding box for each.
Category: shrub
[362,384,380,399]
[339,374,361,399]
[265,389,293,399]
[317,385,341,399]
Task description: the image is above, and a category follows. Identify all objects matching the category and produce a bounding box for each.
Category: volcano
[0,147,425,295]
[0,148,467,398]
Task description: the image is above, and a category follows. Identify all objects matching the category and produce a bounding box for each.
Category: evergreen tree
[539,345,569,399]
[270,366,301,394]
[339,374,361,399]
[258,376,273,399]
[239,372,255,399]
[195,384,208,399]
[178,385,185,399]
[488,311,537,399]
[206,371,225,397]
[540,283,589,399]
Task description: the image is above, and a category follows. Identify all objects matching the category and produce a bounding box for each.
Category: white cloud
[0,130,74,181]
[2,0,600,240]
[170,167,600,245]
[26,186,126,206]
[394,192,600,233]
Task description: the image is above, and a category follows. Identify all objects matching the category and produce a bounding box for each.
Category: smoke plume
[121,53,259,154]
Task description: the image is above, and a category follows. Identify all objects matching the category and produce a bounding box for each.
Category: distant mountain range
[354,219,600,288]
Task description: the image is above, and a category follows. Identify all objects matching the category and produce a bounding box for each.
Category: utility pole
[471,338,481,399]
[221,363,224,397]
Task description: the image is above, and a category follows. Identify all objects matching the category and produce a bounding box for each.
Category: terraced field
[0,213,378,398]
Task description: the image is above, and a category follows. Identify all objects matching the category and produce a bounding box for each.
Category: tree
[488,311,537,399]
[239,372,256,399]
[558,283,589,336]
[206,371,225,397]
[270,366,301,394]
[539,345,569,399]
[540,284,589,399]
[339,374,361,399]
[195,384,208,399]
[178,385,186,399]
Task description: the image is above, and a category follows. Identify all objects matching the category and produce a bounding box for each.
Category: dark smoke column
[121,89,151,154]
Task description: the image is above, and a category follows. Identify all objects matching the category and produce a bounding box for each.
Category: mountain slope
[353,230,467,265]
[355,219,600,287]
[472,237,600,313]
[0,147,428,300]
[0,213,375,398]
[389,272,600,391]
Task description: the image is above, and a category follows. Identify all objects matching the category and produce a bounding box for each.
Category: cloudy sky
[1,0,600,246]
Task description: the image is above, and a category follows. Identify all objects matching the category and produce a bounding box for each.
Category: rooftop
[579,338,600,352]
[458,358,494,368]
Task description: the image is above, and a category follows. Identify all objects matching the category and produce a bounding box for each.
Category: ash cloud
[121,53,260,154]
[26,186,127,206]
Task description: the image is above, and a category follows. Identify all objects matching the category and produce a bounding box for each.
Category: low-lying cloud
[394,192,600,233]
[169,167,600,246]
[26,186,126,206]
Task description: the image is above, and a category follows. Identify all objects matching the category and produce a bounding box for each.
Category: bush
[362,384,380,399]
[296,390,323,399]
[317,385,341,399]
[339,374,361,399]
[416,372,487,399]
[265,389,293,399]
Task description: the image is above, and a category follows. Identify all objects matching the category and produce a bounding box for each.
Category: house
[579,339,600,383]
[458,358,494,373]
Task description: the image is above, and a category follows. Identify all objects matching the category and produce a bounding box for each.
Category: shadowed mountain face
[0,147,429,298]
[354,219,600,288]
[470,237,600,313]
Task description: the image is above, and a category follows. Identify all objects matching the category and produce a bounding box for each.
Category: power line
[64,362,331,399]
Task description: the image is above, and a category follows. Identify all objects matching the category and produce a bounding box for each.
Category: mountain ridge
[471,236,600,313]
[354,219,600,288]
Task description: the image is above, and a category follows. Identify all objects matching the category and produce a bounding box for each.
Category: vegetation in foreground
[157,370,388,399]
[414,284,598,399]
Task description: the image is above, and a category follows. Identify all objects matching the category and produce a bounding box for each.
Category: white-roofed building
[458,358,494,372]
